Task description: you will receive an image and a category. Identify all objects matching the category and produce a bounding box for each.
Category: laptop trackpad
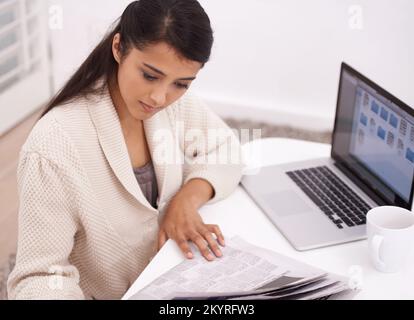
[261,190,313,217]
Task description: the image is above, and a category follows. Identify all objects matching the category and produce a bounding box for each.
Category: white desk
[124,138,414,300]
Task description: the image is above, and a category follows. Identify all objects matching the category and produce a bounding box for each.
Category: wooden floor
[0,110,41,266]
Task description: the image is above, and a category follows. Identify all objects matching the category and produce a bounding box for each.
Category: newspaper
[129,237,357,300]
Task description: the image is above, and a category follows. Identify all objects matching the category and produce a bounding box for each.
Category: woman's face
[112,34,202,121]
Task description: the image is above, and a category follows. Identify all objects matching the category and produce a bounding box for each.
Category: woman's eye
[142,71,188,89]
[175,82,189,89]
[143,72,157,82]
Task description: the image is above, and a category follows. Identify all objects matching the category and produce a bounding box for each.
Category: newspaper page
[129,237,333,300]
[171,237,354,300]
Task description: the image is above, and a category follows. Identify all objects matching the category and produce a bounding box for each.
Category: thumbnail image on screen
[349,86,414,202]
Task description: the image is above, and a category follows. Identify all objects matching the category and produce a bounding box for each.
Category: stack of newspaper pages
[129,237,358,300]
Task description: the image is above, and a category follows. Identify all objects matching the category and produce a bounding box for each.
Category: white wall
[48,0,131,91]
[48,0,414,131]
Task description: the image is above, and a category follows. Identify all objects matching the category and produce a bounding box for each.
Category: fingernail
[216,250,223,257]
[207,254,215,260]
[187,252,193,259]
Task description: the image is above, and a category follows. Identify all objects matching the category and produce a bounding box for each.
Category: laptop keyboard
[286,166,372,229]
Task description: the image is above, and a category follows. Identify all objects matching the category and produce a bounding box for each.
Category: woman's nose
[149,86,167,108]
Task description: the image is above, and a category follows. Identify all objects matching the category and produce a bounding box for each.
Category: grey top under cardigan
[133,161,159,209]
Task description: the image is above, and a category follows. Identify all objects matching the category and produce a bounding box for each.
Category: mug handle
[371,234,386,270]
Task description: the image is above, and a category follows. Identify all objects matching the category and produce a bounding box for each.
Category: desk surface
[124,138,414,300]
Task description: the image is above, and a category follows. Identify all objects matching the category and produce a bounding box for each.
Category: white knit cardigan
[7,82,243,300]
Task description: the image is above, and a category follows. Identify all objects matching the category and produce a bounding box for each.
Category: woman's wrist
[172,178,215,210]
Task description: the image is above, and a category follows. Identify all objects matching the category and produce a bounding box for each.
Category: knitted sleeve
[173,93,244,205]
[7,151,84,300]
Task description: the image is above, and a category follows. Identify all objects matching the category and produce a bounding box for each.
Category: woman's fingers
[164,223,225,261]
[159,229,194,259]
[207,224,225,247]
[176,235,194,259]
[203,230,223,258]
[192,233,216,261]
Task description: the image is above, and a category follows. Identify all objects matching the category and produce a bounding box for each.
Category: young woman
[8,0,243,300]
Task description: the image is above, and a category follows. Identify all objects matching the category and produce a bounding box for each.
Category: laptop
[241,62,414,251]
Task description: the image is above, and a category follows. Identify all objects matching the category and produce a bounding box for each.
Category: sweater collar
[87,79,171,212]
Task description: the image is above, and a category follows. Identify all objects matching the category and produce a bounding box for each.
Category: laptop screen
[332,63,414,209]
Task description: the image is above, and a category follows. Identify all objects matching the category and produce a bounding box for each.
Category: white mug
[367,206,414,273]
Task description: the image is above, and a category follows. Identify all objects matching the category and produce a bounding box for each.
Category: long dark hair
[41,0,214,117]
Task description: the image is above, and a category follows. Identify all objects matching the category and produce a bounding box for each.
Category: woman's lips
[140,101,158,113]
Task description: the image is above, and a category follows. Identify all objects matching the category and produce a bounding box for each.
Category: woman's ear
[112,33,122,64]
